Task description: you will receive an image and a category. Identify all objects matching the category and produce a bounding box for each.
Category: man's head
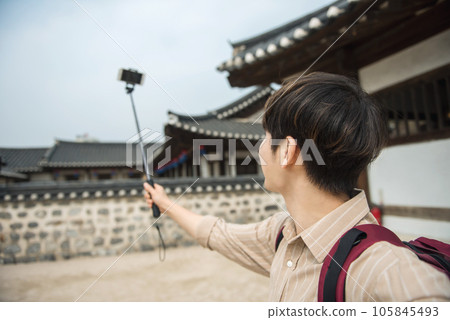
[260,72,388,197]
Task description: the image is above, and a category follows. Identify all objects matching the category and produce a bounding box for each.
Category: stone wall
[0,178,284,264]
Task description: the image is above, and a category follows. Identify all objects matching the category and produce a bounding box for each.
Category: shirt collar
[281,189,372,264]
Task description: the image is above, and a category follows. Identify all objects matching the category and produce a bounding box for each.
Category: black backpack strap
[322,228,367,302]
[275,226,285,252]
[402,241,450,273]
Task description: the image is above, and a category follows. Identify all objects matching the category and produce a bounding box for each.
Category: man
[143,72,450,301]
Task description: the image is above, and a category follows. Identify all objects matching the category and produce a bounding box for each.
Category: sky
[0,0,334,148]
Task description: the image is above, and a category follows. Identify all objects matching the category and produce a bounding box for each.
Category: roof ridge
[209,86,271,114]
[0,147,49,151]
[54,139,128,145]
[168,86,274,123]
[231,0,343,48]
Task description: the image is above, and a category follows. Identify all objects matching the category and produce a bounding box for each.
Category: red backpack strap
[318,224,406,302]
[409,237,450,259]
[402,239,450,277]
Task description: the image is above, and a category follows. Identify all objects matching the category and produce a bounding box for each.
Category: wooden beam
[387,127,450,146]
[383,205,450,222]
[353,0,450,68]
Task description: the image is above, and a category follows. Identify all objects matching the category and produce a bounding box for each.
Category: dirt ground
[0,245,269,302]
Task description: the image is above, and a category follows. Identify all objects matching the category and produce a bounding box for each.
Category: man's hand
[143,182,171,213]
[143,182,203,238]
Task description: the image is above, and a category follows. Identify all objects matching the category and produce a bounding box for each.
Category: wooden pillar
[182,162,187,177]
[212,162,220,177]
[230,163,237,177]
[200,157,210,178]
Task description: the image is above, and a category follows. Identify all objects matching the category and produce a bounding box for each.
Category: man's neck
[281,180,349,235]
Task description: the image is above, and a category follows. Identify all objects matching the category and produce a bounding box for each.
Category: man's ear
[281,136,299,168]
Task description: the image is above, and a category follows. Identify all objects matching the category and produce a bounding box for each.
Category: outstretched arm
[143,182,286,277]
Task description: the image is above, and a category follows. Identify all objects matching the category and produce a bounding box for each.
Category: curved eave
[209,86,274,119]
[166,119,265,140]
[217,0,357,73]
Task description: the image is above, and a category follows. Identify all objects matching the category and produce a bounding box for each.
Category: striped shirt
[195,190,450,301]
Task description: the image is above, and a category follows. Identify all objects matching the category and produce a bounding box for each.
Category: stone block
[61,240,70,250]
[110,238,123,245]
[98,208,109,215]
[28,222,39,228]
[66,229,78,237]
[140,244,154,251]
[10,223,23,230]
[93,237,104,246]
[75,239,88,249]
[80,226,95,235]
[24,231,36,240]
[52,210,62,216]
[45,241,57,252]
[39,231,48,239]
[113,227,123,234]
[39,254,56,261]
[69,207,82,216]
[35,210,47,218]
[26,243,41,255]
[18,212,27,218]
[4,244,21,254]
[77,252,92,257]
[10,233,20,241]
[46,220,63,226]
[70,220,83,226]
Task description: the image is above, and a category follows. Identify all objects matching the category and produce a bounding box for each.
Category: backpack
[274,224,450,302]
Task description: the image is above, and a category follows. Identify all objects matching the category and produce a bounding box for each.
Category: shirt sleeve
[194,211,287,277]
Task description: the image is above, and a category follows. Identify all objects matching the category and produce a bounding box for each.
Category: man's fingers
[143,182,154,194]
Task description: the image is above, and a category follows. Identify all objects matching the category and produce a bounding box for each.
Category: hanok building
[0,140,145,185]
[216,0,450,240]
[154,86,273,179]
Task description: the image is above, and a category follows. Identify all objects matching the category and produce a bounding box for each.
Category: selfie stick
[118,68,161,218]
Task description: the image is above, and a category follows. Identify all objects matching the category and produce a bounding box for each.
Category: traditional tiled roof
[168,112,265,140]
[165,86,272,140]
[217,0,358,72]
[0,148,48,173]
[0,169,28,180]
[207,86,273,119]
[39,140,144,168]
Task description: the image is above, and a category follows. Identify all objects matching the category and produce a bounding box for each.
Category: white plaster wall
[359,28,450,94]
[358,28,450,209]
[368,138,450,207]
